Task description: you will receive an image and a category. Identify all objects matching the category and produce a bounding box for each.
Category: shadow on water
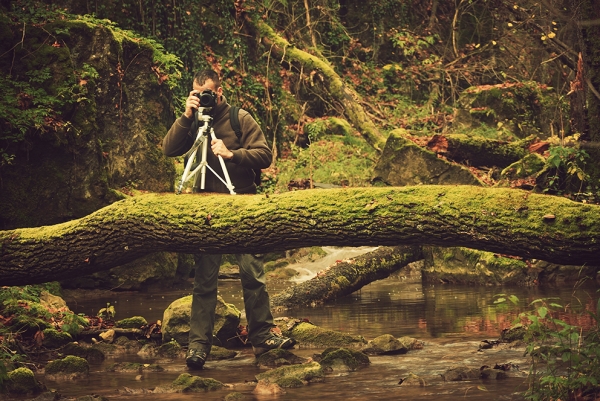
[51,247,599,401]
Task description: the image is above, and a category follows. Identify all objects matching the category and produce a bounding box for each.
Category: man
[162,69,296,369]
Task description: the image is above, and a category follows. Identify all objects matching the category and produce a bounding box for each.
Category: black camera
[195,89,218,108]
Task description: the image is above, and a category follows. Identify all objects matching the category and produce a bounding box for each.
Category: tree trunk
[248,16,387,152]
[427,134,534,168]
[271,245,422,308]
[1,186,598,286]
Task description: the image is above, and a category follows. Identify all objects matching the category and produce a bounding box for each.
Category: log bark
[271,245,422,308]
[249,16,387,152]
[1,186,599,286]
[427,134,534,168]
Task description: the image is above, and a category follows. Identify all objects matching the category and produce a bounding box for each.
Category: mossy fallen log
[0,186,599,286]
[427,134,534,168]
[271,245,422,308]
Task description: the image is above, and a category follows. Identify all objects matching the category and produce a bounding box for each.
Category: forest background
[1,0,600,231]
[1,0,600,399]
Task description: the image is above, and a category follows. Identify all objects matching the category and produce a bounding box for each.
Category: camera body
[195,89,218,108]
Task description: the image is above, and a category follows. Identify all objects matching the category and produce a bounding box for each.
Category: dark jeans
[188,253,274,352]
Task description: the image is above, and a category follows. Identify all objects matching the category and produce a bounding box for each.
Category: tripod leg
[210,130,236,195]
[200,131,209,190]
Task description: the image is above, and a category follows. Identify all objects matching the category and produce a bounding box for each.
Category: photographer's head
[193,69,223,106]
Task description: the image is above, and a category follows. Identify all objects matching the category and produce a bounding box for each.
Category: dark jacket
[162,97,272,194]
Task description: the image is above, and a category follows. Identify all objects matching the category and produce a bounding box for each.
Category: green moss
[7,367,44,394]
[115,316,147,329]
[171,373,224,392]
[105,362,164,372]
[45,355,89,375]
[287,322,365,347]
[224,392,245,401]
[500,326,527,342]
[42,328,72,348]
[320,348,370,371]
[158,340,182,358]
[208,345,237,360]
[255,361,324,384]
[276,376,305,388]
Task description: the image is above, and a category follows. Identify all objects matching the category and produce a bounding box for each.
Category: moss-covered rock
[422,246,532,285]
[500,326,527,342]
[45,355,89,379]
[42,328,73,349]
[168,373,225,392]
[0,18,177,231]
[39,290,68,312]
[453,81,566,139]
[319,348,370,371]
[157,339,183,358]
[399,372,427,386]
[277,320,365,348]
[255,348,307,367]
[373,130,484,187]
[105,362,164,372]
[112,336,144,353]
[162,295,240,347]
[361,334,408,355]
[208,345,237,360]
[441,365,481,381]
[500,153,546,180]
[6,367,45,395]
[255,361,324,387]
[224,391,246,400]
[304,117,354,141]
[115,316,148,329]
[61,342,106,363]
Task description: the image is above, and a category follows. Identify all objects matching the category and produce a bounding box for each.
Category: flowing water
[41,247,599,401]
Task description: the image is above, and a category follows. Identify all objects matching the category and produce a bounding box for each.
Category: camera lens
[196,90,217,108]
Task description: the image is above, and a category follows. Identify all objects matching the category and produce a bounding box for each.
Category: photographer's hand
[211,139,234,160]
[184,90,200,119]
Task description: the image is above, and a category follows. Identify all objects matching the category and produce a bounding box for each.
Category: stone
[116,316,147,329]
[42,328,73,349]
[441,366,481,381]
[161,295,241,347]
[319,348,370,371]
[276,319,365,348]
[45,355,89,380]
[372,130,484,187]
[255,361,324,387]
[62,343,106,363]
[253,380,286,395]
[255,348,307,367]
[362,334,408,355]
[7,367,46,395]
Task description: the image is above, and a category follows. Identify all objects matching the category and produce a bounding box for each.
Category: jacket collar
[211,95,229,122]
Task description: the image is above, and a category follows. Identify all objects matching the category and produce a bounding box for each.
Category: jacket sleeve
[229,110,273,169]
[162,115,195,157]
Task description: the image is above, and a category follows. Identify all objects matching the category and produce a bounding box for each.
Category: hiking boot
[252,329,296,356]
[186,348,208,370]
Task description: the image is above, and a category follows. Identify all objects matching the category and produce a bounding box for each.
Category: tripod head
[193,107,214,133]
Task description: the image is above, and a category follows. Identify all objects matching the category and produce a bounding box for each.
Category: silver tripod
[176,107,236,195]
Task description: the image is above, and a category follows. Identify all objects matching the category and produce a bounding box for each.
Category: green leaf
[538,306,548,319]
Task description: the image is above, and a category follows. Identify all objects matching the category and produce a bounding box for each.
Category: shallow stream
[47,247,599,400]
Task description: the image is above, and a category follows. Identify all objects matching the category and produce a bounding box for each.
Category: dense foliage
[1,0,599,396]
[2,0,599,195]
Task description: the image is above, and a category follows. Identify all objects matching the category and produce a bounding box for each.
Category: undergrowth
[495,286,600,401]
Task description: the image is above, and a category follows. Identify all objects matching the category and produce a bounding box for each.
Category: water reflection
[57,248,599,401]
